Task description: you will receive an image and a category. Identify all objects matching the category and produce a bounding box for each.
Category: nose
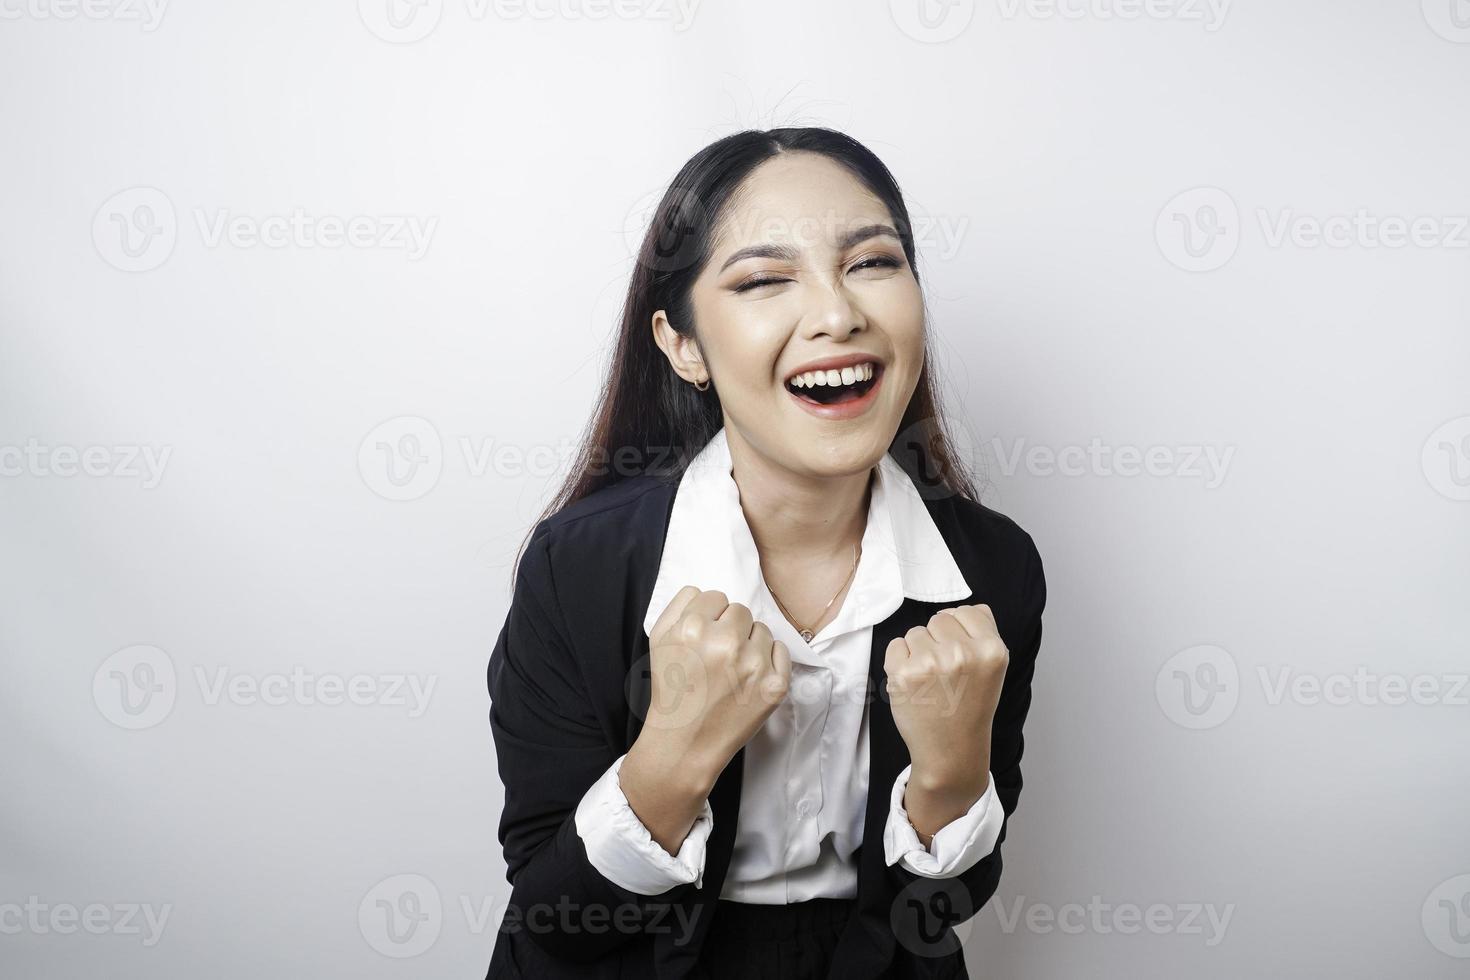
[798,279,868,342]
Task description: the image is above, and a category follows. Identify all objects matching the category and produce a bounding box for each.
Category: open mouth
[783,362,883,406]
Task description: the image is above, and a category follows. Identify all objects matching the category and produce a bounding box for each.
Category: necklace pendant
[799,629,814,643]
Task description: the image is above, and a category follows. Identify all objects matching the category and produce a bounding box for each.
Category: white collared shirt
[573,426,1003,902]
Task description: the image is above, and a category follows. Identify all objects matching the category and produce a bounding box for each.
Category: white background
[2,1,1468,977]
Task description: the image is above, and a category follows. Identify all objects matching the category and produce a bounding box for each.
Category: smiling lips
[782,357,884,419]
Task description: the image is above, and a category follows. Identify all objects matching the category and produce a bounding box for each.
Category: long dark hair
[514,127,978,578]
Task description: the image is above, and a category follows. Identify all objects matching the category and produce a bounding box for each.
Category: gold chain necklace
[762,543,861,643]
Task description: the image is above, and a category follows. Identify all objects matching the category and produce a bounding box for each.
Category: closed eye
[851,255,900,273]
[732,276,789,294]
[731,255,901,294]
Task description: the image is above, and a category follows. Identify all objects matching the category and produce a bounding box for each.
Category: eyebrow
[716,223,901,273]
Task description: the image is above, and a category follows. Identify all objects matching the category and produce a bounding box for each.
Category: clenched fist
[884,603,1010,788]
[640,586,792,783]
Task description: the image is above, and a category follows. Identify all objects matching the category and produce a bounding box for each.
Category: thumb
[649,585,700,645]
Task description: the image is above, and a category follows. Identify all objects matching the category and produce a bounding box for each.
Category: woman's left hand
[883,604,1009,789]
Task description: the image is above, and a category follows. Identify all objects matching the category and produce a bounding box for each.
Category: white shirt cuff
[882,764,1003,878]
[573,751,714,896]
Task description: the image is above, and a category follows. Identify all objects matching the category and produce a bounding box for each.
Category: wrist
[910,742,991,796]
[626,734,723,802]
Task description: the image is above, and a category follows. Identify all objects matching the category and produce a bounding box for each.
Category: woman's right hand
[637,586,791,784]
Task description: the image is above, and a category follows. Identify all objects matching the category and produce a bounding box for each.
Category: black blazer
[485,467,1046,980]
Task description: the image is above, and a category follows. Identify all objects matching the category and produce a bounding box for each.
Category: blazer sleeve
[886,531,1047,935]
[487,522,698,964]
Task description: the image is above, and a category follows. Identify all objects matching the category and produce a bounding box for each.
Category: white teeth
[788,362,877,389]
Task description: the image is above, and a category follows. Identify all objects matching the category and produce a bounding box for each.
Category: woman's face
[657,150,926,479]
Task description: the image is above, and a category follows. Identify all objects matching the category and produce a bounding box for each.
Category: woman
[485,127,1046,980]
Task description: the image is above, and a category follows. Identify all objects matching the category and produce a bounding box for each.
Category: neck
[724,426,873,566]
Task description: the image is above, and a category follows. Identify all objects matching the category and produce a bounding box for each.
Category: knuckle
[676,617,705,644]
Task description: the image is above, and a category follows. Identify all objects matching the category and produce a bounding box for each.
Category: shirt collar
[641,427,971,659]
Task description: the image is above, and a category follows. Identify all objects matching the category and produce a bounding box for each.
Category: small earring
[693,376,710,391]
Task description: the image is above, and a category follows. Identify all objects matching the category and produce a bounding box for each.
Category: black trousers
[696,897,856,979]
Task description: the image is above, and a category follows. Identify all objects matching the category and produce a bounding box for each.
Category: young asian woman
[485,127,1046,980]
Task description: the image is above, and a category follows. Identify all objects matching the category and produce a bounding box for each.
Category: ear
[651,310,709,386]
